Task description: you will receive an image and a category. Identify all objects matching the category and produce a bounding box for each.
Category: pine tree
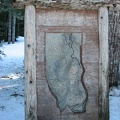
[0,0,24,44]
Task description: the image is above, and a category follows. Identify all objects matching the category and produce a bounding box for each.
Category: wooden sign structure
[15,0,120,120]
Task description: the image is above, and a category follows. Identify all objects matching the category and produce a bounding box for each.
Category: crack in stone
[64,33,83,69]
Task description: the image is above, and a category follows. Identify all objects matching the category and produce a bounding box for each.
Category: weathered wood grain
[98,7,109,120]
[24,4,37,120]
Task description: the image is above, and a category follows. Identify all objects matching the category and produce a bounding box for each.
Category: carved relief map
[46,33,87,113]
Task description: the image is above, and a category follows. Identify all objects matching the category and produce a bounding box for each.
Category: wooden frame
[24,4,109,120]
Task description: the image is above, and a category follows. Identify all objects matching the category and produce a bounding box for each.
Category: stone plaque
[46,33,87,113]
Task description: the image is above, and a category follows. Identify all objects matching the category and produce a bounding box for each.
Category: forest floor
[0,37,24,120]
[0,37,120,120]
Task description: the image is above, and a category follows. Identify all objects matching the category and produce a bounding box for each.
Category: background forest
[0,0,24,44]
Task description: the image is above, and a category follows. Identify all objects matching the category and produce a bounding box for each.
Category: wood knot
[30,81,33,84]
[27,44,31,48]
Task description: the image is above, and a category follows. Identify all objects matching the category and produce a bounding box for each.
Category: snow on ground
[109,85,120,120]
[0,36,120,120]
[0,36,24,120]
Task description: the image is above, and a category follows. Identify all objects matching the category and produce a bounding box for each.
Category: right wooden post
[98,7,109,120]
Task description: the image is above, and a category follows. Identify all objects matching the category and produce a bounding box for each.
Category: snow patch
[0,38,24,120]
[109,85,120,120]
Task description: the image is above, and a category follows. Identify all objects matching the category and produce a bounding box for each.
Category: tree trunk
[12,12,16,44]
[17,20,20,36]
[5,12,8,42]
[109,10,120,87]
[8,11,12,44]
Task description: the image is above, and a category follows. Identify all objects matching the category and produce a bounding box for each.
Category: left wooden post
[24,4,37,120]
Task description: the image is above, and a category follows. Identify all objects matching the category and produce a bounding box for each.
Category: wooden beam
[24,4,37,120]
[98,7,109,120]
[14,0,120,10]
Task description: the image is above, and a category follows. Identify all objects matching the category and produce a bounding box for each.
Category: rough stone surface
[46,33,87,112]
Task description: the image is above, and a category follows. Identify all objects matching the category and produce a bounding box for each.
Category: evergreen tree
[0,0,24,44]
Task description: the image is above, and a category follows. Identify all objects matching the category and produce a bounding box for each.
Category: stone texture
[46,33,87,112]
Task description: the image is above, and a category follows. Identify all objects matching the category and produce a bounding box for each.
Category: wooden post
[98,7,109,120]
[24,4,37,120]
